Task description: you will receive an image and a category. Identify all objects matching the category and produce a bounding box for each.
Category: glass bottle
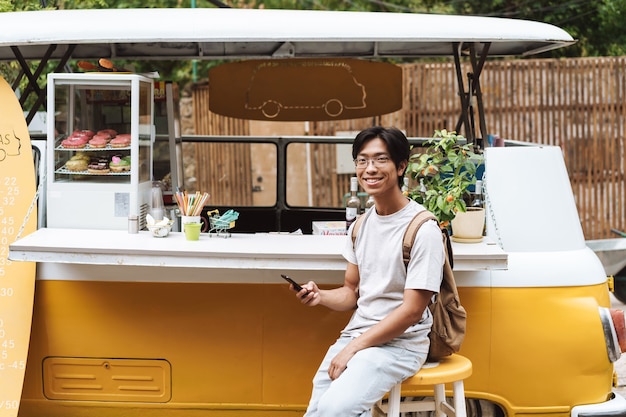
[150,181,165,221]
[364,194,375,212]
[471,180,484,208]
[402,177,409,196]
[419,178,427,204]
[346,177,360,230]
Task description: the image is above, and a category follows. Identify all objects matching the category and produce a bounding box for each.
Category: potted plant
[406,129,485,240]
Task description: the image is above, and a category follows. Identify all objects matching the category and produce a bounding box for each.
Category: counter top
[9,228,507,274]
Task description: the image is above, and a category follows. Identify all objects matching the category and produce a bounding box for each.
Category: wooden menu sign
[0,76,37,417]
[209,58,402,121]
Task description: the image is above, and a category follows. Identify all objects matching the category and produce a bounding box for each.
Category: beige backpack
[351,210,466,361]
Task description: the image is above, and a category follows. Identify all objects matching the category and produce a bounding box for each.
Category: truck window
[286,142,353,209]
[197,141,277,207]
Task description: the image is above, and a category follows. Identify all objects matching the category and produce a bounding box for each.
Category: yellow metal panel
[19,280,614,417]
[262,284,351,403]
[456,287,492,391]
[486,284,612,415]
[21,280,352,414]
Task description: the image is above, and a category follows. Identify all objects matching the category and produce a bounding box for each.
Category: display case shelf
[55,168,131,176]
[55,144,132,151]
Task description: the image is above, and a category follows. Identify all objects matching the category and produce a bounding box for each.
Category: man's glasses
[354,156,391,168]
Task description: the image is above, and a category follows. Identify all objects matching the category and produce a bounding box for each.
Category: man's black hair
[352,126,410,189]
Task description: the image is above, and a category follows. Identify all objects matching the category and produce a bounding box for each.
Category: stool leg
[387,383,402,417]
[452,380,467,417]
[433,383,446,417]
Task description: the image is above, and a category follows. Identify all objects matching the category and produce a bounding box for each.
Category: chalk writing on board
[0,131,22,162]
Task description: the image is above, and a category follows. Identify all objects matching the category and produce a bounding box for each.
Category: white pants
[303,336,427,417]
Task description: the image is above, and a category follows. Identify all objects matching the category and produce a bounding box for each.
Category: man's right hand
[298,281,320,306]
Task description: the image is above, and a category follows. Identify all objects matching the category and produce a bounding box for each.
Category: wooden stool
[376,354,472,417]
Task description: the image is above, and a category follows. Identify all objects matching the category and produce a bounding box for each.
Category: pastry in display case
[46,73,155,230]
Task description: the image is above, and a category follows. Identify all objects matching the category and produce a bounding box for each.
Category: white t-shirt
[341,200,444,352]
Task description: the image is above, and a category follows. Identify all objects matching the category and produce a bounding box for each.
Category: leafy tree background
[2,0,626,111]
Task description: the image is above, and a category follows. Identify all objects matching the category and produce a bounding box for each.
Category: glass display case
[46,73,154,230]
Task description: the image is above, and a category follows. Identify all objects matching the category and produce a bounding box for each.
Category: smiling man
[292,126,445,416]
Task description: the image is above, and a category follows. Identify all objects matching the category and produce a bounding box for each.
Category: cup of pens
[175,191,210,240]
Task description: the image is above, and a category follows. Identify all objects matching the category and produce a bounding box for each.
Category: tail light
[599,307,626,362]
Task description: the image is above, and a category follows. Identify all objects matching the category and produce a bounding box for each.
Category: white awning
[0,8,575,61]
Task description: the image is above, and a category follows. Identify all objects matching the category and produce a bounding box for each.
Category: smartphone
[281,274,308,295]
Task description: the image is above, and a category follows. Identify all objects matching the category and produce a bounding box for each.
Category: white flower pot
[451,207,485,243]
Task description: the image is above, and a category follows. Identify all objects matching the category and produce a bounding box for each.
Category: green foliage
[0,0,51,11]
[252,0,451,13]
[406,130,483,226]
[450,0,626,57]
[596,0,626,56]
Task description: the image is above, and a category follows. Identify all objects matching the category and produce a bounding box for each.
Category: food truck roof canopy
[0,8,575,61]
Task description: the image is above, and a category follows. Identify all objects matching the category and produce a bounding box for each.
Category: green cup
[184,222,202,241]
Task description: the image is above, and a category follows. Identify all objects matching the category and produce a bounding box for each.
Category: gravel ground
[611,294,626,397]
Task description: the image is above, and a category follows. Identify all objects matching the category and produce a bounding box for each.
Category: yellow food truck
[1,7,624,417]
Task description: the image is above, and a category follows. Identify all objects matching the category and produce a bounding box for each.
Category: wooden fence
[192,56,626,240]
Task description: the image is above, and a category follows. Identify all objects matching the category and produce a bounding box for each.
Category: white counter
[9,228,507,283]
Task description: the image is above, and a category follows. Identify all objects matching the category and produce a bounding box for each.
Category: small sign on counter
[312,221,347,235]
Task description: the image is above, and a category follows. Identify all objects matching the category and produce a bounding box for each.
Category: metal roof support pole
[11,45,54,107]
[11,44,76,125]
[453,42,472,144]
[165,82,182,191]
[32,45,76,123]
[11,68,25,93]
[276,137,287,232]
[453,42,491,149]
[468,43,490,149]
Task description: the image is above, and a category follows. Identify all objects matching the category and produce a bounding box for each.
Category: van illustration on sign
[244,61,366,119]
[208,58,403,121]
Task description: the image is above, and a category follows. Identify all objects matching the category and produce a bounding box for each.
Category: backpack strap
[351,209,372,248]
[402,210,437,268]
[402,210,454,270]
[442,227,454,270]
